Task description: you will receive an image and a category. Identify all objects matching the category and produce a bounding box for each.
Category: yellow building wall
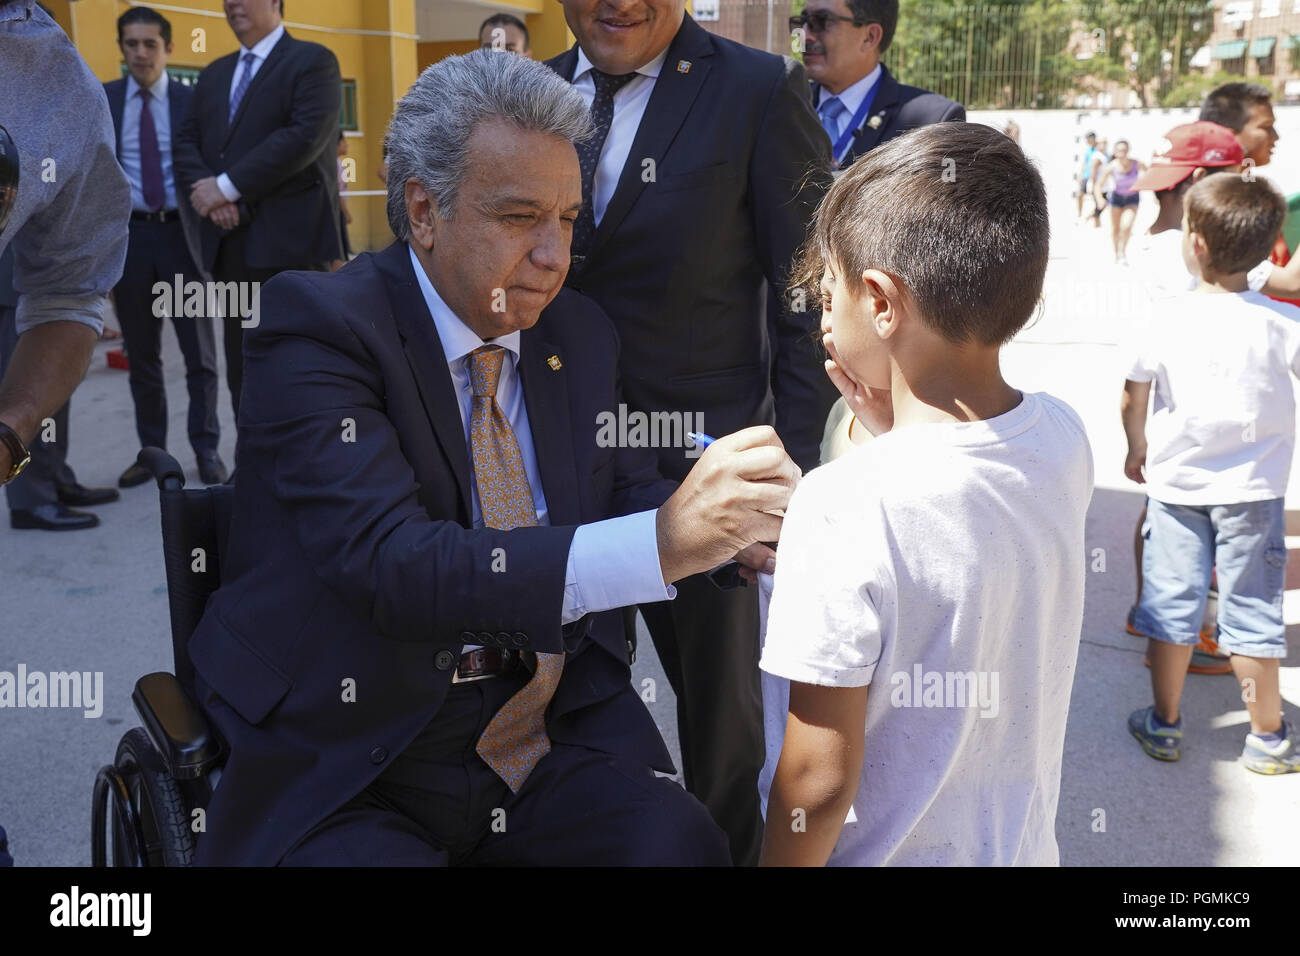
[62,0,419,252]
[417,39,478,70]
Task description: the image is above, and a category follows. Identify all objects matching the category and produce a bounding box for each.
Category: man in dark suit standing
[546,0,835,865]
[189,52,796,865]
[173,0,341,419]
[106,7,225,488]
[798,0,963,170]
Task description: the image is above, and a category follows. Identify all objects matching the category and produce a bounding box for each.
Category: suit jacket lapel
[224,31,292,146]
[846,65,900,161]
[378,243,474,519]
[108,81,126,160]
[584,15,713,260]
[518,331,581,527]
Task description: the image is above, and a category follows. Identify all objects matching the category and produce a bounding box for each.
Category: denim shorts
[1134,497,1287,658]
[1109,191,1140,209]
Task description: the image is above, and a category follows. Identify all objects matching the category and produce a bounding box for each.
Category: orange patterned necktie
[467,345,564,792]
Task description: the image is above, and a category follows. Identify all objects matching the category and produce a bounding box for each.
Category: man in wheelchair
[106,51,798,867]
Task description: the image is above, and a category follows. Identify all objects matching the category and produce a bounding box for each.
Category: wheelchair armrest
[132,672,223,781]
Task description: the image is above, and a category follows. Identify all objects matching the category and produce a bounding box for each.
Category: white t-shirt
[1132,229,1197,299]
[759,392,1094,866]
[1125,290,1300,506]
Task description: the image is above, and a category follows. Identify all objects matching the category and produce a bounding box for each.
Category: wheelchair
[91,447,230,867]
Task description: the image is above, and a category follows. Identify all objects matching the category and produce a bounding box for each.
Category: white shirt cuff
[562,509,676,625]
[216,173,242,203]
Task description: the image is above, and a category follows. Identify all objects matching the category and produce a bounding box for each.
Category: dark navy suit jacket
[813,64,965,169]
[547,15,837,478]
[103,76,207,279]
[189,241,679,866]
[173,29,342,274]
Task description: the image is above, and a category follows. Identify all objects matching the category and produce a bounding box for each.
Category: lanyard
[828,80,881,168]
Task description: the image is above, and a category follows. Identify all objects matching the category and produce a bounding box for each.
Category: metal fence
[699,0,1228,110]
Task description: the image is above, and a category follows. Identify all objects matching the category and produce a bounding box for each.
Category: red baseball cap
[1133,122,1244,192]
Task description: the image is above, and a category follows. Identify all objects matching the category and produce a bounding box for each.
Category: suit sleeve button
[369,747,388,764]
[434,649,456,671]
[478,631,495,645]
[459,631,475,644]
[512,632,528,648]
[496,631,513,647]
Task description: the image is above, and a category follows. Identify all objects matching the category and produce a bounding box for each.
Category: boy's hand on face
[1124,445,1147,484]
[823,332,893,437]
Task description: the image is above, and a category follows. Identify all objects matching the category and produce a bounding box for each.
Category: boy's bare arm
[759,681,867,866]
[1121,379,1151,484]
[1261,251,1300,298]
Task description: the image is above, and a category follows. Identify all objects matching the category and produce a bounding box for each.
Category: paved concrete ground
[1,194,1297,866]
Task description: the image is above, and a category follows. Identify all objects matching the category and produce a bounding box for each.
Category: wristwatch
[0,421,31,485]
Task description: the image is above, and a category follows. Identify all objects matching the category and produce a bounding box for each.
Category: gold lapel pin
[867,114,884,130]
[677,59,692,73]
[547,355,562,371]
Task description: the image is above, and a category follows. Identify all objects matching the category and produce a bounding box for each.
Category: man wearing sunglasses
[0,1,132,528]
[794,0,963,171]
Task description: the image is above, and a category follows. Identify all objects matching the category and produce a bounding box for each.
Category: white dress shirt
[216,22,286,203]
[571,45,670,225]
[408,246,674,633]
[120,72,178,212]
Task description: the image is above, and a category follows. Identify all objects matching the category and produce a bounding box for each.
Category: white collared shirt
[407,246,674,630]
[216,23,287,203]
[120,72,178,212]
[571,45,670,225]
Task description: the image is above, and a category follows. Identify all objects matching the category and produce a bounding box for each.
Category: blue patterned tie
[228,52,257,123]
[819,95,847,142]
[571,69,636,261]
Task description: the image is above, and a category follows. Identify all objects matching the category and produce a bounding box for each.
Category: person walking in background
[547,0,835,865]
[1076,130,1099,223]
[174,0,341,419]
[106,6,226,489]
[1093,140,1145,265]
[1088,137,1109,228]
[797,0,963,171]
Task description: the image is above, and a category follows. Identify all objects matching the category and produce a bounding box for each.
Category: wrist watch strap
[0,420,31,484]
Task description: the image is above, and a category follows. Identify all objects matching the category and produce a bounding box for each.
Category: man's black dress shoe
[197,451,229,486]
[119,463,151,488]
[10,504,99,531]
[55,482,120,507]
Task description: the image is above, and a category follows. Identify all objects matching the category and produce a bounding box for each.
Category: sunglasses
[788,11,875,33]
[0,125,18,238]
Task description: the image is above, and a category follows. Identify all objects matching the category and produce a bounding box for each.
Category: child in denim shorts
[1121,172,1300,773]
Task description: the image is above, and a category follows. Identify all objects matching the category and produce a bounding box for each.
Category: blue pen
[688,431,715,450]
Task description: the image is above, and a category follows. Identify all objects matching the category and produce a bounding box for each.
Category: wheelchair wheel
[108,728,196,866]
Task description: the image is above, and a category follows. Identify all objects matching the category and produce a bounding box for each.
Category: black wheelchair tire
[113,727,196,867]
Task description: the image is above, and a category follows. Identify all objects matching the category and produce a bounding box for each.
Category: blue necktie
[229,52,257,122]
[819,96,847,142]
[571,69,636,261]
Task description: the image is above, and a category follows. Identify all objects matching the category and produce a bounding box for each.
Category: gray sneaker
[1128,706,1182,761]
[1242,723,1300,775]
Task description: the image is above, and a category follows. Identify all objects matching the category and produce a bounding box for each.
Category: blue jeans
[1135,497,1286,658]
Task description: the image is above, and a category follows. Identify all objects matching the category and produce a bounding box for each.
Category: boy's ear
[861,268,903,338]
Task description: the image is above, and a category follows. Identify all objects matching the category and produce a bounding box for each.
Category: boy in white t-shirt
[757,124,1094,867]
[1122,173,1300,774]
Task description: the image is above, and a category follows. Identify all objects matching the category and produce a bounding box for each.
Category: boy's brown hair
[1183,174,1286,276]
[792,122,1049,346]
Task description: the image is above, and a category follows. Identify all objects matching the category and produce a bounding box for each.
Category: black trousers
[115,218,219,458]
[639,574,765,866]
[0,306,75,511]
[280,672,731,866]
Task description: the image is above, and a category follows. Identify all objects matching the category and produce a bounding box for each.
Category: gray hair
[385,50,594,239]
